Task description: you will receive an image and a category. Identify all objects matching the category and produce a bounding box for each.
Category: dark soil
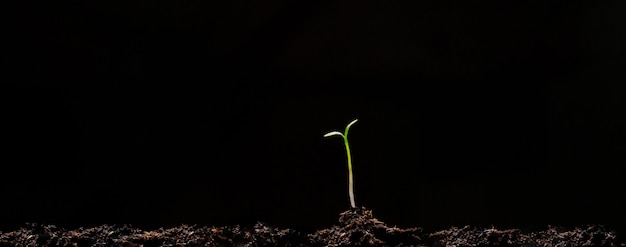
[1,207,622,247]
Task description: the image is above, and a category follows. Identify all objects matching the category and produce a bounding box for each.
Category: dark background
[3,0,626,238]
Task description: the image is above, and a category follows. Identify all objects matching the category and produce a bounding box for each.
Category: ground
[0,207,622,247]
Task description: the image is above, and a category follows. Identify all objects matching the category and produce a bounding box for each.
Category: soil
[0,207,622,247]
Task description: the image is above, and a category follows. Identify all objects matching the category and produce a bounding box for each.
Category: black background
[4,0,626,238]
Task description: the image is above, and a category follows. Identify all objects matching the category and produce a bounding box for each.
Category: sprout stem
[344,135,356,208]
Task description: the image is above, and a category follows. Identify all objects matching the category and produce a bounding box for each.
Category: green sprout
[324,118,359,208]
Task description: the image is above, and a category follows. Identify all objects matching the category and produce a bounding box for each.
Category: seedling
[324,118,358,208]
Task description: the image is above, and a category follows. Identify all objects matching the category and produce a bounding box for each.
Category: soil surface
[1,207,622,247]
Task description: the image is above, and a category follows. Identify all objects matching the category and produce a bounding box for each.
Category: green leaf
[323,131,344,138]
[344,119,358,137]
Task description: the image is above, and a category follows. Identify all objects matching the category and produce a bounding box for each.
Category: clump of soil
[310,207,423,246]
[0,207,621,247]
